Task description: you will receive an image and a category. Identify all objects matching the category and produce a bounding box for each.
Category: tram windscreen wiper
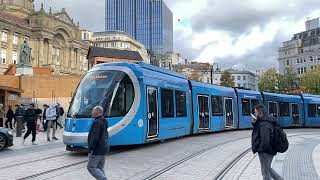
[72,113,92,118]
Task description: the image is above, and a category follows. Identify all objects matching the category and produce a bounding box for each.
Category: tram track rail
[0,152,68,170]
[16,131,320,180]
[142,136,251,180]
[16,148,129,180]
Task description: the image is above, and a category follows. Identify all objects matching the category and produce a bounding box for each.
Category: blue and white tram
[63,62,191,148]
[63,62,320,150]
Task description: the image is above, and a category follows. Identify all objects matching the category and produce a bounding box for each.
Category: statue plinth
[16,66,33,75]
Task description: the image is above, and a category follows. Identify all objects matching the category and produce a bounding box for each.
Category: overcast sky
[34,0,320,71]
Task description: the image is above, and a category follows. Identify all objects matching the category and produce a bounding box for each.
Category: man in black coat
[87,106,108,180]
[252,104,283,180]
[22,103,42,145]
[5,106,14,129]
[42,104,49,132]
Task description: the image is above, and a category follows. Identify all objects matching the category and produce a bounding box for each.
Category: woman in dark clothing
[5,106,14,129]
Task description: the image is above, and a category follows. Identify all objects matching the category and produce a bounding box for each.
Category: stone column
[70,47,74,68]
[75,48,79,69]
[48,39,53,65]
[7,31,13,65]
[38,37,44,67]
[64,47,69,68]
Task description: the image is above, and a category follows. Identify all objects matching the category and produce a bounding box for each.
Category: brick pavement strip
[313,143,320,178]
[239,133,320,180]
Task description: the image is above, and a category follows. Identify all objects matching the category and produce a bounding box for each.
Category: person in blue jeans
[87,106,109,180]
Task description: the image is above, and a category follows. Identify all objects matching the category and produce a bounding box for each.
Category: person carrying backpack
[251,104,284,180]
[42,104,49,131]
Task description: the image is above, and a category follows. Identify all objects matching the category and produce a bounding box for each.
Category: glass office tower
[105,0,173,54]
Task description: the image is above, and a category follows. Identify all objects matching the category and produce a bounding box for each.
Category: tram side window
[176,91,187,117]
[108,75,135,117]
[318,105,320,116]
[241,99,250,116]
[251,99,259,114]
[308,104,317,117]
[161,89,174,117]
[279,102,290,116]
[268,102,278,117]
[212,96,223,116]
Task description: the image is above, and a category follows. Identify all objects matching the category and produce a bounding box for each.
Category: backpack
[59,107,64,116]
[55,106,60,117]
[271,124,289,153]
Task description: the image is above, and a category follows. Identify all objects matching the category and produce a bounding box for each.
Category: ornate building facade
[0,0,88,75]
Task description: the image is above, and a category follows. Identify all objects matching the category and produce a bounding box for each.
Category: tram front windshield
[68,70,135,118]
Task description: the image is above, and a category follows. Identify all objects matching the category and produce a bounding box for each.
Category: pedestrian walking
[22,103,42,145]
[14,104,26,132]
[5,106,14,129]
[87,106,109,180]
[0,104,4,127]
[55,103,63,129]
[251,104,283,180]
[46,102,58,141]
[42,104,49,132]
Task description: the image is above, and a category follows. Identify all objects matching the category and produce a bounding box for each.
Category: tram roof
[262,92,302,102]
[137,63,187,79]
[235,88,261,95]
[302,94,320,103]
[91,62,187,80]
[191,81,235,93]
[302,94,320,98]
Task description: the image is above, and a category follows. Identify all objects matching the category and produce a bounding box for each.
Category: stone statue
[18,40,32,67]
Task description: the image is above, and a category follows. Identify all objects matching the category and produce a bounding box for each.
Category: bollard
[16,116,23,137]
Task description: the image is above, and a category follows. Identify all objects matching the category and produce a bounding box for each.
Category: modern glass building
[105,0,173,54]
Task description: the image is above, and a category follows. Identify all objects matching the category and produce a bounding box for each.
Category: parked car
[0,127,13,151]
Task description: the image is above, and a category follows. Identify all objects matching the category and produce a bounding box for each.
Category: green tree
[258,68,280,92]
[300,67,320,94]
[278,67,300,93]
[220,71,234,87]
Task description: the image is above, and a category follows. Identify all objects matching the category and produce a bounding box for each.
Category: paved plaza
[0,129,319,180]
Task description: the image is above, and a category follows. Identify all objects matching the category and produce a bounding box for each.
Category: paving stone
[1,129,320,180]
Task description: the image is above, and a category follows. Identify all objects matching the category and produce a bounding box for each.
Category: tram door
[291,103,300,126]
[147,87,158,139]
[268,101,278,118]
[225,98,234,127]
[198,95,210,130]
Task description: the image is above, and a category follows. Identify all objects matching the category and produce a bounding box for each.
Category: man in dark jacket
[252,104,283,180]
[22,103,42,145]
[42,104,49,132]
[87,106,108,180]
[5,106,14,129]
